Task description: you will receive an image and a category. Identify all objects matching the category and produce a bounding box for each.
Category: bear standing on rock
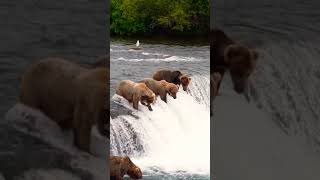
[210,29,259,95]
[116,80,155,111]
[110,155,143,180]
[139,78,178,103]
[19,57,108,152]
[153,70,191,91]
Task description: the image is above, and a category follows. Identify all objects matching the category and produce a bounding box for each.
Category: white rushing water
[110,75,210,175]
[213,72,320,180]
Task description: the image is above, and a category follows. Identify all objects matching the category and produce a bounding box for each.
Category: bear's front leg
[73,103,92,153]
[132,94,139,110]
[140,101,153,111]
[147,104,153,111]
[160,93,167,103]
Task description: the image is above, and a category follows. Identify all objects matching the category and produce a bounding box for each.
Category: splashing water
[110,75,210,175]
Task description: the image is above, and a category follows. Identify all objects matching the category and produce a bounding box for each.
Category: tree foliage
[111,0,209,36]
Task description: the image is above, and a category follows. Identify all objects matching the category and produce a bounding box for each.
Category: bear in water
[116,80,155,111]
[210,28,259,95]
[110,155,143,180]
[19,57,108,152]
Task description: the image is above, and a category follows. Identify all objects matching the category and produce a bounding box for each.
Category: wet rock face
[0,0,109,179]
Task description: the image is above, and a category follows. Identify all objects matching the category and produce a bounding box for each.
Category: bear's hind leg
[73,103,92,153]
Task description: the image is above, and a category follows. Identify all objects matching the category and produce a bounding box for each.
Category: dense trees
[111,0,209,36]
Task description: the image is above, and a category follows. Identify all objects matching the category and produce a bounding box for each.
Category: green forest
[111,0,209,36]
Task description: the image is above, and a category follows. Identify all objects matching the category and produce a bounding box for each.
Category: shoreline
[111,34,209,46]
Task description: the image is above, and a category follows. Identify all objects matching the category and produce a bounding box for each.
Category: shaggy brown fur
[116,80,155,111]
[210,72,222,116]
[153,70,182,86]
[110,155,143,180]
[139,78,178,103]
[179,74,191,91]
[153,70,192,91]
[211,29,259,94]
[19,57,108,152]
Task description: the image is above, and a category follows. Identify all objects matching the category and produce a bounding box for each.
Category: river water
[110,40,210,179]
[213,0,320,150]
[213,0,320,179]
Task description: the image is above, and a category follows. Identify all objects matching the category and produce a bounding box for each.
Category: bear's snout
[182,86,187,91]
[128,166,143,179]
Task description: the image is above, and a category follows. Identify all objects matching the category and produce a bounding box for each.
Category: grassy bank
[111,0,209,36]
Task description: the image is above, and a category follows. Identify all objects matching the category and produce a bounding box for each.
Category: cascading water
[248,40,320,148]
[110,74,210,175]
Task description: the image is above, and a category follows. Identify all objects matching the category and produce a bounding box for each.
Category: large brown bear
[19,57,108,152]
[110,155,142,180]
[210,28,259,94]
[153,70,191,91]
[139,78,178,103]
[116,80,155,111]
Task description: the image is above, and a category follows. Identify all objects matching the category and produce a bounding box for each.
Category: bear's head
[165,81,179,99]
[124,156,143,179]
[140,84,156,105]
[180,74,191,91]
[224,44,258,93]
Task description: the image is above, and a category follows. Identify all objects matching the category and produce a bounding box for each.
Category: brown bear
[152,70,191,91]
[110,155,143,180]
[116,80,155,111]
[210,72,222,116]
[139,78,178,103]
[210,28,259,95]
[179,74,191,91]
[19,57,108,152]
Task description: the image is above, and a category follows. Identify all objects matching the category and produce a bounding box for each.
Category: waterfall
[110,74,210,175]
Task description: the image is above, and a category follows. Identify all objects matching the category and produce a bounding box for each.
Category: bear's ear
[224,44,241,64]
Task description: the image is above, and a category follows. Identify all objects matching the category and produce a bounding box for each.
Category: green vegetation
[111,0,209,36]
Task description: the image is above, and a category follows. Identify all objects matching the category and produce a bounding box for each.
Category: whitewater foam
[110,75,210,175]
[112,56,201,62]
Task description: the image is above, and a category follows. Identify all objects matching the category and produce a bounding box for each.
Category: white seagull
[130,40,142,51]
